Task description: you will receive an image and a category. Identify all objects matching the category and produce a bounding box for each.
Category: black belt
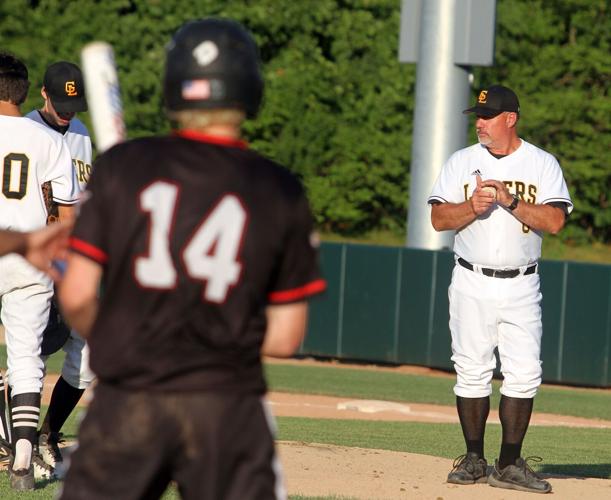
[457,257,537,279]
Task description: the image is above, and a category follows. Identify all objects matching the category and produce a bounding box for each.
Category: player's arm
[58,252,102,338]
[57,204,76,224]
[0,224,70,278]
[0,225,67,260]
[0,230,32,257]
[481,179,566,234]
[261,302,308,358]
[431,175,495,231]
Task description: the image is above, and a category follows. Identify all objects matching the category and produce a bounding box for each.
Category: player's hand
[480,178,513,207]
[470,175,496,215]
[24,222,72,281]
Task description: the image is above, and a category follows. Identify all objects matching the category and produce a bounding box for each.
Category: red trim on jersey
[69,237,108,264]
[268,279,327,303]
[173,129,248,149]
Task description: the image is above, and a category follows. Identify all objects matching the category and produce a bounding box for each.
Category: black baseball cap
[462,85,520,117]
[43,61,87,113]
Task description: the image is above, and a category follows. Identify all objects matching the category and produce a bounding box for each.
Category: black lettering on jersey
[463,183,470,201]
[73,159,92,184]
[527,184,537,204]
[502,181,537,204]
[2,153,29,200]
[501,180,539,234]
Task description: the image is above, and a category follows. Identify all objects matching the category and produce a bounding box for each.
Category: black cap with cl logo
[43,61,88,113]
[463,85,520,117]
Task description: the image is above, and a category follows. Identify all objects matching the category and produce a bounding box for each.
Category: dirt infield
[278,441,611,499]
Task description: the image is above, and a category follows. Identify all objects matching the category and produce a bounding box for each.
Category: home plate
[337,400,411,414]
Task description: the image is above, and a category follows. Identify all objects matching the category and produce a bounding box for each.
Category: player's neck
[0,101,22,117]
[486,135,521,156]
[37,109,69,134]
[190,124,241,140]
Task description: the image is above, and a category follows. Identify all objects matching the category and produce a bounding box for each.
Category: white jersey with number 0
[26,110,93,192]
[0,115,78,232]
[428,139,573,268]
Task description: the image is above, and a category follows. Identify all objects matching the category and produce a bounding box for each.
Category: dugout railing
[301,242,611,388]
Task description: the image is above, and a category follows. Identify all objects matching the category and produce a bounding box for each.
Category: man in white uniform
[0,52,78,490]
[428,85,572,494]
[26,61,94,469]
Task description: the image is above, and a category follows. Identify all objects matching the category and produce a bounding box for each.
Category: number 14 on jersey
[135,181,247,303]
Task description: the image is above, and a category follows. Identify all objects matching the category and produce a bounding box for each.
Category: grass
[265,363,611,420]
[320,230,611,264]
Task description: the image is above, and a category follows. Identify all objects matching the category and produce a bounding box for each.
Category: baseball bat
[80,41,126,153]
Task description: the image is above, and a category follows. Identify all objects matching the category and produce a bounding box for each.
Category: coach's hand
[481,178,514,208]
[470,175,496,215]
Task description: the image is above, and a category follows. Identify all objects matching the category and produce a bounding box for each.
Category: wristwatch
[506,194,520,211]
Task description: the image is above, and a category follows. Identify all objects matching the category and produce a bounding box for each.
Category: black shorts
[59,383,285,500]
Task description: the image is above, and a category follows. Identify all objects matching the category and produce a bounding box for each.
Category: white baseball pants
[448,264,543,399]
[0,255,53,396]
[61,330,94,389]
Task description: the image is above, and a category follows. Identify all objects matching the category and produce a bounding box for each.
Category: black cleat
[488,456,552,494]
[447,452,488,484]
[39,431,64,467]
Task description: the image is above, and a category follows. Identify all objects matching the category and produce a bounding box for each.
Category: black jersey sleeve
[266,188,326,304]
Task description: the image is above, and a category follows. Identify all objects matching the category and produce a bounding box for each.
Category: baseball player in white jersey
[0,52,78,491]
[428,85,572,494]
[26,61,95,470]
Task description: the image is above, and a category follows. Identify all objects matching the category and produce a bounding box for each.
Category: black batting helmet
[163,18,263,118]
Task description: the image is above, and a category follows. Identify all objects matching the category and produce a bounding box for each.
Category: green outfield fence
[302,242,611,388]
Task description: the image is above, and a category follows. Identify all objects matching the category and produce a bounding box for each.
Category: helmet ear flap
[163,18,263,118]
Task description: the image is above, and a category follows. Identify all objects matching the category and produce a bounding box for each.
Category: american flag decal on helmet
[182,79,211,100]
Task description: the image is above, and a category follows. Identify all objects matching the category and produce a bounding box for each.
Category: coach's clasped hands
[470,175,496,215]
[481,178,514,208]
[471,175,516,215]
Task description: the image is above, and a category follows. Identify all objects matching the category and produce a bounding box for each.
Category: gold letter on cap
[65,81,77,96]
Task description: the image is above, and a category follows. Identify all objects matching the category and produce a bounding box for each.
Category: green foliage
[0,0,607,241]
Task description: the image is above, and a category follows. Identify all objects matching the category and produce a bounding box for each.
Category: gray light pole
[399,0,496,250]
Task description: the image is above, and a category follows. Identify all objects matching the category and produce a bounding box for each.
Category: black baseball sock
[40,376,85,435]
[10,391,41,470]
[498,395,534,469]
[456,396,490,458]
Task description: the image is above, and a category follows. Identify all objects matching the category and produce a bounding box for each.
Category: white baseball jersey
[26,111,95,390]
[428,139,573,268]
[0,115,78,232]
[26,110,92,191]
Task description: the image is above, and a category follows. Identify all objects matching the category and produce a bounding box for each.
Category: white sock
[13,438,32,470]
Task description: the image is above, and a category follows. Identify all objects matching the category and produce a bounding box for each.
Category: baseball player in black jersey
[57,18,325,500]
